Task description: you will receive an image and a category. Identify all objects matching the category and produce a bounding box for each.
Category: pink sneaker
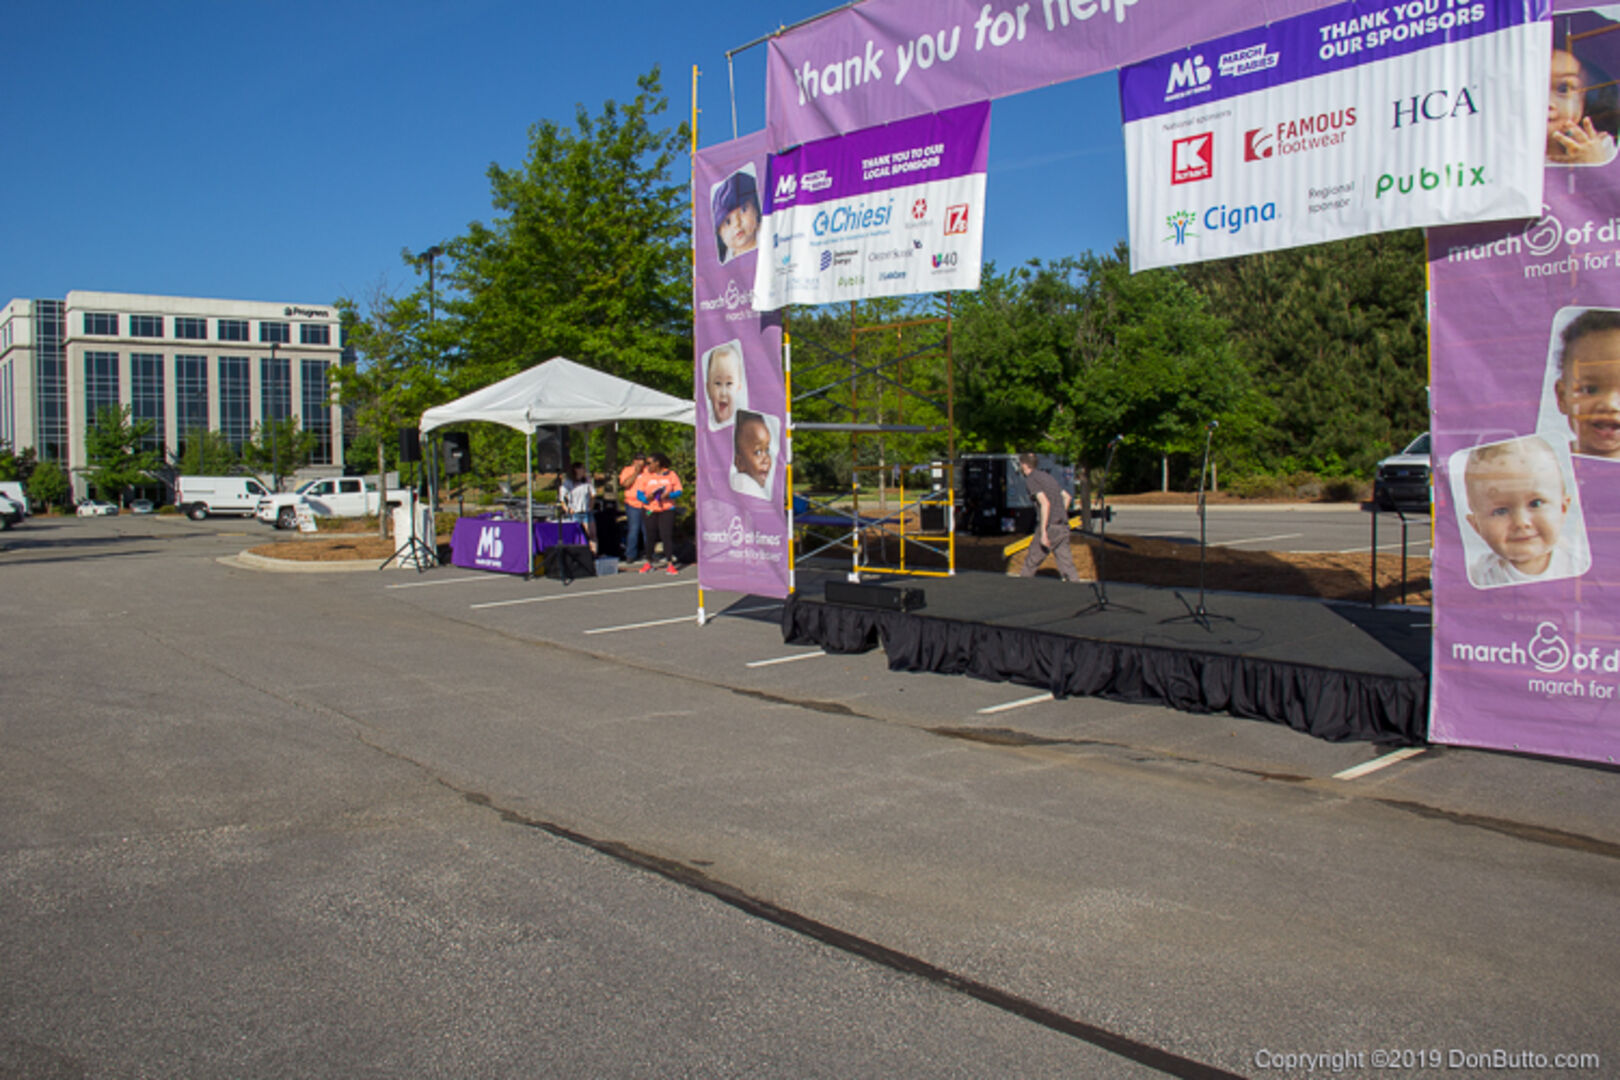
[638,562,652,574]
[666,563,680,575]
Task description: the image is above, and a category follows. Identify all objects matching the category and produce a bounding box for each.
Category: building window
[175,317,207,340]
[131,353,166,454]
[36,301,67,462]
[84,312,119,335]
[176,355,208,452]
[84,351,121,428]
[299,323,331,346]
[261,355,290,422]
[259,321,290,344]
[218,319,249,342]
[302,358,332,465]
[219,356,251,450]
[130,314,164,338]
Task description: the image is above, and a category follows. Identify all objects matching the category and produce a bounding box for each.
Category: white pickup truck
[256,477,409,529]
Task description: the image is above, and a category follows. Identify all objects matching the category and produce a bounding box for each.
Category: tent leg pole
[527,433,534,580]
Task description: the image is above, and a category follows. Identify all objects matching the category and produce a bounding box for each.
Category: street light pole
[269,340,280,492]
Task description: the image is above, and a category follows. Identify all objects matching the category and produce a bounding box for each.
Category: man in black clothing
[1016,453,1081,582]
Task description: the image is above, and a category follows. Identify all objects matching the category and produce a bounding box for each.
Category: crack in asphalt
[447,783,1247,1080]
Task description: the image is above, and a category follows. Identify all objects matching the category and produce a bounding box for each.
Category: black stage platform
[783,575,1430,745]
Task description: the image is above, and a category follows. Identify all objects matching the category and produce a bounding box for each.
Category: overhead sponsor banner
[763,0,1350,150]
[752,101,990,312]
[694,133,791,600]
[1121,0,1550,271]
[1427,6,1620,766]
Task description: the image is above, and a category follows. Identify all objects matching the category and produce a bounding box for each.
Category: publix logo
[1375,161,1485,200]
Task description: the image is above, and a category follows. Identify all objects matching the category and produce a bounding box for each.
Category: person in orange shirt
[617,452,647,564]
[633,453,684,574]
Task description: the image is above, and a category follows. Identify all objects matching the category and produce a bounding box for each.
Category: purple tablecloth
[450,516,588,574]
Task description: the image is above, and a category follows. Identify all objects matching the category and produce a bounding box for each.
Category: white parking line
[977,692,1054,715]
[1332,746,1426,780]
[470,579,694,610]
[585,614,697,635]
[1339,543,1428,554]
[746,650,826,668]
[1208,532,1304,548]
[387,575,508,589]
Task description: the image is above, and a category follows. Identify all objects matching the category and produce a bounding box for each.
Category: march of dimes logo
[1453,620,1620,699]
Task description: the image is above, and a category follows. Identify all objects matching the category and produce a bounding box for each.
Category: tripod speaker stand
[1075,436,1140,616]
[1162,421,1232,631]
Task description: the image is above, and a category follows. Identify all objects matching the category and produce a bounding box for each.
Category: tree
[1182,230,1428,475]
[241,417,317,492]
[82,405,162,505]
[446,67,692,474]
[174,428,238,475]
[27,460,70,511]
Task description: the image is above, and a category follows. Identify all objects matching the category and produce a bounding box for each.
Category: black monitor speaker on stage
[825,581,926,612]
[442,431,473,475]
[397,426,422,463]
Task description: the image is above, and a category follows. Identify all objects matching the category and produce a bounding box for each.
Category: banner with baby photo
[694,132,791,600]
[1427,6,1620,765]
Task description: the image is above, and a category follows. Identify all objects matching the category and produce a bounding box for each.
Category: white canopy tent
[420,356,695,574]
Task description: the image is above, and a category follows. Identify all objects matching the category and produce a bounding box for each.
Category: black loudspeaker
[442,431,472,475]
[962,458,1003,508]
[824,581,926,612]
[397,426,422,463]
[543,544,596,584]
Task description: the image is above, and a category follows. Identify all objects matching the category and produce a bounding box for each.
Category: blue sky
[0,1,1129,309]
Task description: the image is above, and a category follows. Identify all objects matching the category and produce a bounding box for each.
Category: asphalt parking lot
[2,514,1612,1078]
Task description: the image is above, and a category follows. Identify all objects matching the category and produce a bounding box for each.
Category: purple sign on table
[449,517,587,575]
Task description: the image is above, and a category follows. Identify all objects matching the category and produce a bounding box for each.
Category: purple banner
[1120,0,1542,123]
[764,0,1350,149]
[449,517,587,575]
[1427,7,1620,765]
[694,132,791,599]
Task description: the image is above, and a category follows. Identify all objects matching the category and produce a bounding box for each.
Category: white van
[0,481,28,517]
[175,475,271,519]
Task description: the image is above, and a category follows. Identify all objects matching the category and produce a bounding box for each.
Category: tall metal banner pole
[692,63,708,627]
[784,325,796,595]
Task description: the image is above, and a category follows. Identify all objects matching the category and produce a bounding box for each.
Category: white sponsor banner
[1121,0,1549,271]
[753,102,989,311]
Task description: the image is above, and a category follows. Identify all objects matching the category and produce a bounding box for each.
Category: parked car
[1375,433,1431,512]
[0,494,22,530]
[76,500,119,517]
[0,480,29,516]
[257,476,407,529]
[176,475,271,520]
[130,499,156,514]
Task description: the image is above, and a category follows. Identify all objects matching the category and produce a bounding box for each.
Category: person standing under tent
[634,453,684,574]
[560,461,597,554]
[1016,453,1081,582]
[618,453,647,566]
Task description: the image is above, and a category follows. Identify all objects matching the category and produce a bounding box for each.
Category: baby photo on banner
[1428,6,1620,765]
[693,133,790,600]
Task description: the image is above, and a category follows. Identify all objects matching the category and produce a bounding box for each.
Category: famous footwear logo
[1244,108,1356,162]
[1172,133,1213,185]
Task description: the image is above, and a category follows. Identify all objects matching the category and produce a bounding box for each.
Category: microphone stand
[1163,422,1232,630]
[1075,437,1139,616]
